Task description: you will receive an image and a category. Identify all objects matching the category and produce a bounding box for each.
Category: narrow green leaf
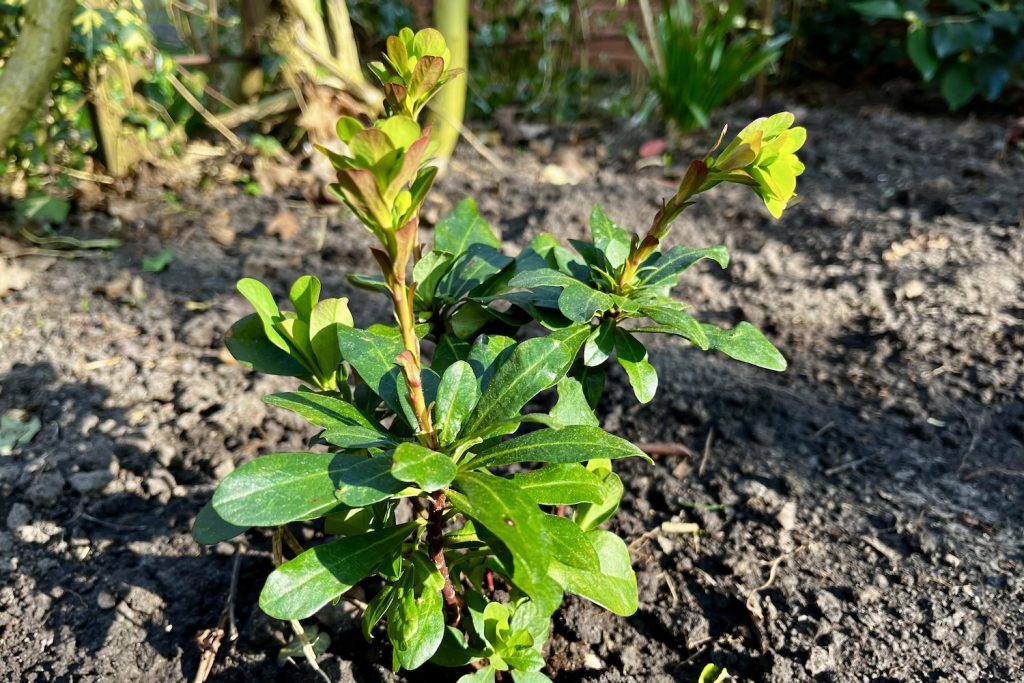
[467,334,516,390]
[558,284,615,323]
[389,553,446,669]
[333,455,407,507]
[362,584,396,641]
[192,501,248,545]
[449,472,559,608]
[640,245,729,287]
[548,530,638,616]
[574,462,624,531]
[432,335,472,375]
[507,268,579,289]
[212,452,341,525]
[614,330,658,403]
[466,426,649,470]
[940,62,978,111]
[289,275,321,319]
[907,24,938,82]
[589,204,631,269]
[237,278,290,351]
[461,337,570,436]
[263,392,379,430]
[435,361,481,445]
[438,245,513,300]
[309,297,352,380]
[513,464,605,506]
[259,523,416,619]
[642,304,708,350]
[550,377,599,427]
[392,443,456,491]
[321,425,397,450]
[702,321,787,371]
[412,250,457,306]
[434,197,500,257]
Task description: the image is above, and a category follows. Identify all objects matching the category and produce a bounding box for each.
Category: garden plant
[193,26,805,681]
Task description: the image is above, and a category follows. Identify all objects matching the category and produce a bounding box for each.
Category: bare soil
[2,85,1022,682]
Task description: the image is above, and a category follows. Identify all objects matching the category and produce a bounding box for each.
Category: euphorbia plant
[193,26,805,682]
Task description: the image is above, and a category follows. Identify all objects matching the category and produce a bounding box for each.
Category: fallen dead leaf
[206,208,235,246]
[266,212,300,241]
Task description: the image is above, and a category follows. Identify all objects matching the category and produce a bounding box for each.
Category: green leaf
[142,247,174,273]
[850,0,902,19]
[320,425,398,450]
[589,204,631,269]
[449,472,560,609]
[432,335,472,375]
[432,624,487,666]
[439,245,513,300]
[583,319,615,366]
[931,19,992,60]
[337,325,405,414]
[461,337,572,436]
[940,62,978,110]
[449,301,494,339]
[225,314,308,376]
[263,392,379,431]
[507,268,579,290]
[413,250,457,306]
[641,304,708,350]
[392,443,457,491]
[464,333,512,379]
[614,329,658,403]
[702,321,787,370]
[362,584,396,641]
[548,530,638,616]
[192,501,248,545]
[309,297,352,380]
[574,462,624,531]
[699,664,730,683]
[513,464,606,505]
[435,361,481,445]
[259,522,416,619]
[558,284,616,323]
[511,672,552,683]
[466,426,649,470]
[550,377,599,427]
[212,452,403,525]
[907,24,938,82]
[458,668,496,683]
[434,197,500,257]
[289,275,321,319]
[236,278,291,352]
[542,514,601,572]
[640,245,729,287]
[389,555,446,669]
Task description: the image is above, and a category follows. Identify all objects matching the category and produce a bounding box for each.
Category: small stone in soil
[777,501,797,530]
[26,471,66,506]
[96,591,117,610]
[68,470,114,494]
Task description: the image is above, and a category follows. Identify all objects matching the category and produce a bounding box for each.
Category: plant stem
[385,224,460,625]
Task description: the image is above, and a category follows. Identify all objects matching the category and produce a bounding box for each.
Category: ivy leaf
[448,472,560,610]
[434,197,500,257]
[225,314,307,377]
[259,522,416,619]
[639,245,729,288]
[550,377,599,427]
[192,501,248,545]
[613,329,658,403]
[589,204,631,269]
[466,425,649,470]
[435,361,481,445]
[548,530,638,616]
[702,322,787,371]
[513,464,606,506]
[557,283,616,323]
[461,336,572,436]
[392,443,457,491]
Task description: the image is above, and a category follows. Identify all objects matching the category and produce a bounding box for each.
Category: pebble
[6,503,31,532]
[68,470,114,494]
[806,645,834,675]
[777,501,797,530]
[96,591,117,610]
[816,590,845,623]
[582,653,603,669]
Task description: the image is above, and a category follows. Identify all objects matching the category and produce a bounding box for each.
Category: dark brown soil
[2,86,1022,682]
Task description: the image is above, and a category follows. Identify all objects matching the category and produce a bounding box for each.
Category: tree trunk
[0,0,77,150]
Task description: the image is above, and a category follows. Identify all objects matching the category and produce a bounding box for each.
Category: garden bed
[1,85,1022,681]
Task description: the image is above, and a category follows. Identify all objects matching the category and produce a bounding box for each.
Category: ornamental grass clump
[194,26,806,682]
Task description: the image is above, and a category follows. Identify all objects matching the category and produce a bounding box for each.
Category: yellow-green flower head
[711,112,806,218]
